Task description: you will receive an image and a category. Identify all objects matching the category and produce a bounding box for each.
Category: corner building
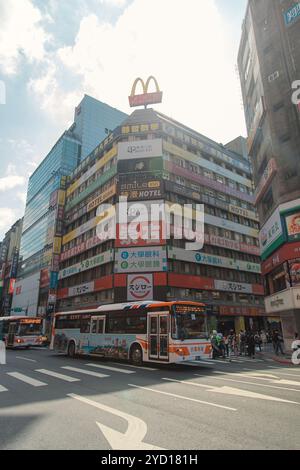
[238,0,300,346]
[58,108,265,333]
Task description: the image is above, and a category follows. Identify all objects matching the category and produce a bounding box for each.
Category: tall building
[238,0,300,347]
[11,96,127,318]
[57,108,266,334]
[0,219,23,316]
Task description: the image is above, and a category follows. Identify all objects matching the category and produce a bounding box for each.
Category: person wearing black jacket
[246,331,256,359]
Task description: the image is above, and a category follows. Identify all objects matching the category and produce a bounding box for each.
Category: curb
[256,353,292,365]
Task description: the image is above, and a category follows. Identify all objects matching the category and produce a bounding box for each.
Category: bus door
[7,323,17,347]
[90,316,106,354]
[148,312,169,361]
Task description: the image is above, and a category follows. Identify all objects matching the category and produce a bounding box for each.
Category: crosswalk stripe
[189,361,215,366]
[0,385,8,392]
[7,372,47,387]
[85,363,135,374]
[110,363,158,371]
[36,369,81,382]
[62,366,109,378]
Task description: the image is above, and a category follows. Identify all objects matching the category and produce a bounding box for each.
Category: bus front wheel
[130,344,143,366]
[67,341,76,358]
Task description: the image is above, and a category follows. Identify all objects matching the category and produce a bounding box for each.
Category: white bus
[0,316,45,349]
[51,301,212,365]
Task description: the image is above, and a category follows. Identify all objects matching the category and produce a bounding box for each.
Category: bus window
[97,319,105,334]
[80,317,91,333]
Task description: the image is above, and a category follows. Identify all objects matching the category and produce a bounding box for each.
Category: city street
[0,348,299,450]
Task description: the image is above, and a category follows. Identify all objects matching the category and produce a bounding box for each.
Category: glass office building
[13,96,128,316]
[72,95,128,160]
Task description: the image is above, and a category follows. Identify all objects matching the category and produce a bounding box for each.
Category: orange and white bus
[51,301,212,365]
[0,316,45,349]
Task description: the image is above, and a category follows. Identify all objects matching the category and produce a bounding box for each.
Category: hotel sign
[119,179,163,200]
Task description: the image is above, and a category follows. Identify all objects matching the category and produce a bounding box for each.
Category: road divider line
[7,372,47,387]
[36,369,81,382]
[128,383,237,411]
[85,363,135,374]
[16,356,37,363]
[62,366,109,378]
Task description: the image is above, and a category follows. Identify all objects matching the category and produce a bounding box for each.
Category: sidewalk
[256,349,293,365]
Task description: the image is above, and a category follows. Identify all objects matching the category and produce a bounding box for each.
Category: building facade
[57,108,267,334]
[0,219,23,316]
[238,0,300,346]
[12,96,127,319]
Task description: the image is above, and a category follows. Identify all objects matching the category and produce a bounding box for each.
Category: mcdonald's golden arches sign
[129,76,163,108]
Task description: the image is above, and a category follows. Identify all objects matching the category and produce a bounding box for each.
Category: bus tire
[67,341,76,358]
[130,344,143,366]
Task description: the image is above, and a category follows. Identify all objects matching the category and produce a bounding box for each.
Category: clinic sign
[115,247,167,273]
[59,250,114,280]
[284,3,300,26]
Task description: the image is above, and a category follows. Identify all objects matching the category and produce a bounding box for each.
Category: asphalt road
[0,348,299,450]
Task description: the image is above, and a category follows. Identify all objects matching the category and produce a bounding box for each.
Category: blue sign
[284,3,300,26]
[50,271,59,289]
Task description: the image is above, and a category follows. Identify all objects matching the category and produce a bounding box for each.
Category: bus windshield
[172,305,208,340]
[19,321,42,336]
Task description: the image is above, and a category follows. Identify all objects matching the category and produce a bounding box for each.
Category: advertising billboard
[11,271,41,316]
[118,139,162,161]
[259,208,284,260]
[285,212,300,242]
[127,274,153,301]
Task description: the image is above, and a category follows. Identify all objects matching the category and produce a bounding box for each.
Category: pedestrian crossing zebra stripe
[0,385,8,392]
[7,372,47,387]
[36,369,81,382]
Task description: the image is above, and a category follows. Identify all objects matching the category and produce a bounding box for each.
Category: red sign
[9,279,16,294]
[115,221,166,248]
[261,241,300,275]
[129,76,163,108]
[219,306,265,317]
[40,269,50,288]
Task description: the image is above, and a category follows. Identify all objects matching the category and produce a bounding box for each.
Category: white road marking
[68,393,163,450]
[214,371,300,387]
[0,385,8,392]
[7,372,47,387]
[194,374,300,393]
[62,366,109,378]
[128,383,237,411]
[208,386,299,404]
[189,361,215,365]
[15,356,37,363]
[36,369,81,382]
[85,363,135,374]
[162,377,299,404]
[114,364,158,371]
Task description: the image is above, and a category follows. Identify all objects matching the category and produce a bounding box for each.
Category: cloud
[0,0,51,74]
[0,208,16,231]
[52,0,246,142]
[0,165,25,192]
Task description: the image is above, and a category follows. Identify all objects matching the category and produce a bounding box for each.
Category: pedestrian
[272,330,284,356]
[254,332,262,352]
[224,334,229,357]
[260,330,267,350]
[228,330,236,357]
[211,330,221,359]
[239,330,246,356]
[246,331,256,359]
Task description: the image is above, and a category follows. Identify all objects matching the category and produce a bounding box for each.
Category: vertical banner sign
[127,274,153,301]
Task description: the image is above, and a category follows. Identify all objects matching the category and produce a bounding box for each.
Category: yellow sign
[53,237,62,254]
[87,185,116,212]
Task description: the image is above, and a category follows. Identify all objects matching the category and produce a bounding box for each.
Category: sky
[0,0,248,240]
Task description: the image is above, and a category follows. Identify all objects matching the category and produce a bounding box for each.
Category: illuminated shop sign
[119,179,163,200]
[260,208,284,260]
[129,76,163,108]
[115,247,167,273]
[285,211,300,242]
[127,274,153,301]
